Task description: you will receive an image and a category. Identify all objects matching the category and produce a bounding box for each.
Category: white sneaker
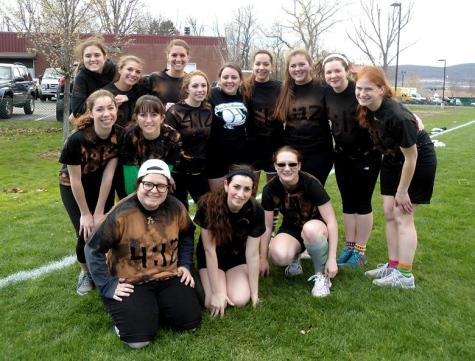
[308,273,331,298]
[285,257,303,277]
[300,250,311,259]
[76,271,94,296]
[372,269,415,289]
[365,263,394,279]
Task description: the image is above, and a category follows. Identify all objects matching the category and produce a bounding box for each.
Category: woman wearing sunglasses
[260,146,338,297]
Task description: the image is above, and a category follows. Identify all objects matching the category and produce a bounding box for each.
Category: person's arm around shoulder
[396,145,417,214]
[68,164,94,241]
[318,201,339,279]
[201,228,234,317]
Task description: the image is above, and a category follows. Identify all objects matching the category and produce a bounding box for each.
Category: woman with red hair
[355,66,436,288]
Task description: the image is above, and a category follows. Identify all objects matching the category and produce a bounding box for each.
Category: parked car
[56,75,75,122]
[40,67,63,101]
[0,62,36,118]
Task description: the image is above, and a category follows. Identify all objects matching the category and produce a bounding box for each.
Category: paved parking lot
[8,99,57,122]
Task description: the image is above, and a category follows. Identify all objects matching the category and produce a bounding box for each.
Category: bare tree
[0,0,40,32]
[347,0,413,72]
[91,0,143,35]
[186,17,205,36]
[22,0,94,140]
[260,22,291,80]
[134,14,178,35]
[225,5,258,69]
[281,0,343,60]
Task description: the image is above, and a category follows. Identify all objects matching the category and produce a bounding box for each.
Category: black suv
[0,63,36,118]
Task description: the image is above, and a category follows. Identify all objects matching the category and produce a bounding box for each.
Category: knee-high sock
[304,238,328,274]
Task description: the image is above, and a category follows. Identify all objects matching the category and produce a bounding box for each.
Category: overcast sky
[144,0,472,68]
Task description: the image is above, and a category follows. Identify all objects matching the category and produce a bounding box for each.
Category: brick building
[0,32,227,81]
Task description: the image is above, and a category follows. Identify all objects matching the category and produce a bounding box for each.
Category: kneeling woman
[261,146,338,297]
[355,66,436,288]
[195,165,265,317]
[85,159,202,349]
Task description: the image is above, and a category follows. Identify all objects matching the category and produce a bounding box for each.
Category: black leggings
[60,183,114,263]
[172,173,209,210]
[301,151,334,186]
[102,277,202,343]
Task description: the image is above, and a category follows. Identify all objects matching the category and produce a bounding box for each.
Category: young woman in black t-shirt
[120,95,182,197]
[165,70,212,209]
[261,146,338,298]
[103,55,147,128]
[274,49,334,185]
[71,36,116,118]
[243,50,283,183]
[59,89,122,296]
[195,165,265,317]
[207,64,248,190]
[355,66,436,289]
[316,54,382,268]
[149,39,191,110]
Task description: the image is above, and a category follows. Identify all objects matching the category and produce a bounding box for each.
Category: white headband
[323,53,349,66]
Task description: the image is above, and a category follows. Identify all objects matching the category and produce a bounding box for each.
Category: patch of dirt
[0,128,62,136]
[38,150,61,160]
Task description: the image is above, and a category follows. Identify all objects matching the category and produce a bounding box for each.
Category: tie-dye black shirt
[58,124,123,187]
[324,81,375,155]
[165,100,213,174]
[148,69,183,104]
[102,82,147,127]
[262,171,330,228]
[120,123,182,167]
[284,80,333,156]
[86,194,195,298]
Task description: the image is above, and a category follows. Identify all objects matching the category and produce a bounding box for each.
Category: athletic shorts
[334,150,381,214]
[380,143,437,204]
[196,240,246,272]
[300,151,335,186]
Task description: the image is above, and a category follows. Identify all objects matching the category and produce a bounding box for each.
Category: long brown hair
[75,35,107,67]
[273,49,314,122]
[355,66,395,128]
[314,52,352,84]
[198,165,257,246]
[73,89,117,129]
[242,50,274,102]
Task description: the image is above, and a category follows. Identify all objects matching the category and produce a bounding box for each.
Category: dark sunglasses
[276,162,298,168]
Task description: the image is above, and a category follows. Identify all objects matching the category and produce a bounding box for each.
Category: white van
[40,68,63,101]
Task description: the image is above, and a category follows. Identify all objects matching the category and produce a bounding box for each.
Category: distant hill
[388,63,475,84]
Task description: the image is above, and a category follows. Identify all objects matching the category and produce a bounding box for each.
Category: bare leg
[269,233,301,266]
[394,205,418,264]
[355,212,373,246]
[382,196,398,261]
[225,264,250,307]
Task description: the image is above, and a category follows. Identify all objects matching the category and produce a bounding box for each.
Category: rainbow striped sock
[397,263,413,277]
[388,259,399,269]
[354,243,366,255]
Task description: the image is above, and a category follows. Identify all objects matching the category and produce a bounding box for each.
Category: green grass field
[1,106,474,360]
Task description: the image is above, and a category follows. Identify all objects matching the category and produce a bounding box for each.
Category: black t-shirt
[369,98,432,157]
[324,81,374,154]
[58,124,123,188]
[165,100,213,173]
[247,80,283,141]
[120,123,182,167]
[284,80,333,155]
[194,199,265,258]
[262,171,330,228]
[149,69,183,104]
[208,87,248,154]
[71,60,116,116]
[102,82,147,128]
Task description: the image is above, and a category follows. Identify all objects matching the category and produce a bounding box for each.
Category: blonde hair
[73,90,117,129]
[180,70,211,100]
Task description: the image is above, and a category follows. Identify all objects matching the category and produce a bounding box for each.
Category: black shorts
[277,225,306,253]
[206,146,247,179]
[102,277,202,343]
[334,150,381,214]
[196,240,246,272]
[380,144,437,204]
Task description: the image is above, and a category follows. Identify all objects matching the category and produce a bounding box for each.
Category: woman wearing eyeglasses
[119,95,182,197]
[85,159,202,349]
[260,146,338,297]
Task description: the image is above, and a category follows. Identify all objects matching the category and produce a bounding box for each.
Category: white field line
[0,255,76,289]
[1,120,473,290]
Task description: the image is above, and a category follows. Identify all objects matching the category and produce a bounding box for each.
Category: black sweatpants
[102,277,202,343]
[172,173,209,210]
